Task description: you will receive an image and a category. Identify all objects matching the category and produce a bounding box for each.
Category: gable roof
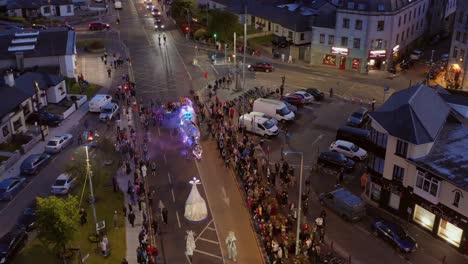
[0,28,75,60]
[369,84,451,145]
[7,0,72,9]
[338,0,416,12]
[15,72,64,90]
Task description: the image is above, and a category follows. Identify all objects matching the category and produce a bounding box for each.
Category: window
[413,9,417,19]
[22,103,30,116]
[43,6,50,14]
[319,34,325,44]
[377,4,385,11]
[67,5,72,13]
[453,192,461,207]
[398,16,401,27]
[371,156,385,174]
[460,49,465,61]
[463,33,467,44]
[300,33,304,41]
[288,31,293,40]
[415,171,440,197]
[341,37,348,46]
[275,25,279,32]
[370,127,388,148]
[455,31,460,41]
[328,35,335,45]
[396,33,399,44]
[459,11,464,24]
[404,14,407,23]
[416,22,419,30]
[343,18,350,29]
[418,6,421,15]
[392,165,405,183]
[355,20,362,30]
[406,28,410,38]
[395,139,408,157]
[377,20,384,31]
[453,46,458,58]
[353,38,360,49]
[411,25,414,35]
[2,125,9,137]
[402,33,405,41]
[409,11,412,21]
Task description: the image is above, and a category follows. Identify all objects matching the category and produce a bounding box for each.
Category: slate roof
[369,84,451,145]
[411,124,468,191]
[15,72,64,90]
[0,28,75,60]
[338,0,416,12]
[7,0,72,9]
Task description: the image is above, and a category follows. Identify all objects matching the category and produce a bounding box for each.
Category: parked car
[88,22,110,30]
[280,94,304,107]
[319,188,366,221]
[99,103,119,121]
[303,88,325,101]
[154,19,165,30]
[248,62,274,72]
[0,177,26,201]
[329,140,367,161]
[28,111,61,127]
[399,59,413,70]
[51,173,77,195]
[61,24,75,31]
[440,53,449,62]
[249,111,279,126]
[44,134,73,154]
[238,114,279,138]
[336,126,370,148]
[20,153,51,175]
[0,228,28,263]
[252,98,295,122]
[347,107,368,127]
[371,219,418,253]
[291,91,314,104]
[410,50,424,60]
[427,67,441,80]
[272,36,289,48]
[16,205,37,232]
[151,8,161,17]
[317,151,355,172]
[283,101,298,113]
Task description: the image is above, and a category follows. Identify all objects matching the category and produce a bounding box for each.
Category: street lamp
[85,146,98,235]
[213,33,217,50]
[283,151,304,256]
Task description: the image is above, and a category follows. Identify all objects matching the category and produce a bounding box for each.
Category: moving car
[99,103,119,121]
[51,173,77,195]
[239,114,279,138]
[151,8,161,17]
[20,153,51,175]
[291,91,314,104]
[440,53,449,62]
[329,140,367,161]
[410,50,424,60]
[319,188,366,221]
[347,107,368,127]
[371,219,418,253]
[0,228,28,263]
[88,22,110,31]
[16,204,37,232]
[303,88,325,101]
[248,62,274,72]
[154,19,165,30]
[0,177,26,201]
[317,151,355,172]
[280,94,304,107]
[252,98,295,122]
[146,2,154,9]
[44,134,73,154]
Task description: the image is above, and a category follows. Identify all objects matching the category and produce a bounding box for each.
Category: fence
[68,94,88,108]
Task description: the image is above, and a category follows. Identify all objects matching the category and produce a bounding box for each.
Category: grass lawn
[15,148,126,264]
[248,34,274,45]
[68,82,100,99]
[0,156,10,163]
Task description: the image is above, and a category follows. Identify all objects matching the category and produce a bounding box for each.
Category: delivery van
[319,188,366,221]
[253,98,295,122]
[89,94,112,113]
[239,113,279,138]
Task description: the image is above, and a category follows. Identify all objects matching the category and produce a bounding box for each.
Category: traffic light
[185,26,190,32]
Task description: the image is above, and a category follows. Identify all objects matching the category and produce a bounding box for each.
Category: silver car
[99,103,119,121]
[45,134,73,153]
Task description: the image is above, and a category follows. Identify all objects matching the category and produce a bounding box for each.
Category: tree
[208,9,241,43]
[170,0,200,25]
[36,195,80,255]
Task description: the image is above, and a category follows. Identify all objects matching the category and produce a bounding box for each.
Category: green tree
[208,9,241,43]
[36,196,80,255]
[65,150,87,187]
[170,0,200,25]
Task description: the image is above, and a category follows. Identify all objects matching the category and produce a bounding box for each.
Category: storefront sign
[331,47,349,56]
[369,50,387,58]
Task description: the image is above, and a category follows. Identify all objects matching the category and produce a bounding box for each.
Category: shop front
[368,49,387,71]
[322,47,349,70]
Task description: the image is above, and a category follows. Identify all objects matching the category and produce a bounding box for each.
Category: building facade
[426,0,457,38]
[7,0,74,18]
[364,84,468,255]
[447,0,468,91]
[310,0,429,73]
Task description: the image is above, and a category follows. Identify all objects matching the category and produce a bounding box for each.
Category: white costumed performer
[184,177,208,221]
[226,231,238,262]
[185,230,196,261]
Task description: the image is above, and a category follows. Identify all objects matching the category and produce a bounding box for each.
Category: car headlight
[248,65,251,68]
[161,25,165,28]
[1,257,5,264]
[404,247,410,252]
[154,25,158,28]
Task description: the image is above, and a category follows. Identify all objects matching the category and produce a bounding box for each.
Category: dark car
[28,111,61,127]
[151,8,161,17]
[336,126,370,148]
[280,94,304,107]
[0,228,28,263]
[0,177,26,201]
[317,151,355,172]
[248,62,274,72]
[304,88,325,101]
[371,219,417,253]
[88,22,110,30]
[20,153,51,175]
[347,107,368,127]
[16,205,37,232]
[61,24,75,31]
[272,36,289,48]
[154,19,165,30]
[26,24,47,30]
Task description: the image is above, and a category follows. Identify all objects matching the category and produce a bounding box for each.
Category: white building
[446,0,468,91]
[7,0,74,18]
[309,0,429,73]
[364,83,468,254]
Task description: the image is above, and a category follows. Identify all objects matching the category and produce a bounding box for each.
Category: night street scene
[0,0,467,264]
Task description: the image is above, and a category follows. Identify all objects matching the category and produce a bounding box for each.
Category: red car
[248,62,274,72]
[281,94,304,107]
[88,22,110,31]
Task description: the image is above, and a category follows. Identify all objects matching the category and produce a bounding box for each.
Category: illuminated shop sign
[331,47,349,56]
[369,50,387,58]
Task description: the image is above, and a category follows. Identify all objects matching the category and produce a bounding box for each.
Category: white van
[249,111,278,126]
[89,94,112,113]
[114,1,122,9]
[239,113,279,137]
[253,98,295,122]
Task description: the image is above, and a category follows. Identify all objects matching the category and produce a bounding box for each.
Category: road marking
[163,153,167,164]
[175,211,181,229]
[210,64,219,75]
[193,249,223,260]
[171,188,176,203]
[304,106,315,111]
[354,224,371,235]
[171,34,192,80]
[157,126,161,136]
[167,172,171,184]
[207,227,216,231]
[195,219,214,241]
[198,237,220,244]
[312,134,323,145]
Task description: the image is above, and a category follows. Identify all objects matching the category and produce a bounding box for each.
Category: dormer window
[395,139,408,158]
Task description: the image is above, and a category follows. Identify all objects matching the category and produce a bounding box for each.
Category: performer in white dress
[184,177,208,221]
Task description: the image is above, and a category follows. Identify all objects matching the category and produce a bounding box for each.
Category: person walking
[113,210,119,229]
[329,87,334,98]
[128,210,136,227]
[107,68,112,78]
[372,98,376,112]
[112,175,118,192]
[162,207,168,224]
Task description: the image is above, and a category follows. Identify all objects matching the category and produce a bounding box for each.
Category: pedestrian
[151,219,159,235]
[280,85,284,96]
[281,53,285,62]
[151,161,157,176]
[372,98,376,112]
[113,210,119,228]
[329,87,334,98]
[288,54,293,63]
[123,205,127,217]
[162,207,168,224]
[112,175,118,192]
[107,68,112,78]
[121,258,129,264]
[128,210,136,227]
[79,208,87,226]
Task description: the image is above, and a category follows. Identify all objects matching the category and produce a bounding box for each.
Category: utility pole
[85,146,98,235]
[242,0,247,90]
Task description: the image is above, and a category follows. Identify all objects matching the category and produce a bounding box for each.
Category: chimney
[4,71,14,87]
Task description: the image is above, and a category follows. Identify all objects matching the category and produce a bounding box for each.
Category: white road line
[171,188,176,202]
[207,227,216,231]
[210,64,219,75]
[193,249,223,260]
[303,106,315,111]
[195,219,214,241]
[175,211,182,229]
[157,126,161,136]
[163,153,167,164]
[171,36,192,80]
[198,237,219,245]
[167,172,171,184]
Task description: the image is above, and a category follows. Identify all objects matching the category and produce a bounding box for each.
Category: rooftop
[337,0,418,12]
[411,123,468,191]
[7,0,72,9]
